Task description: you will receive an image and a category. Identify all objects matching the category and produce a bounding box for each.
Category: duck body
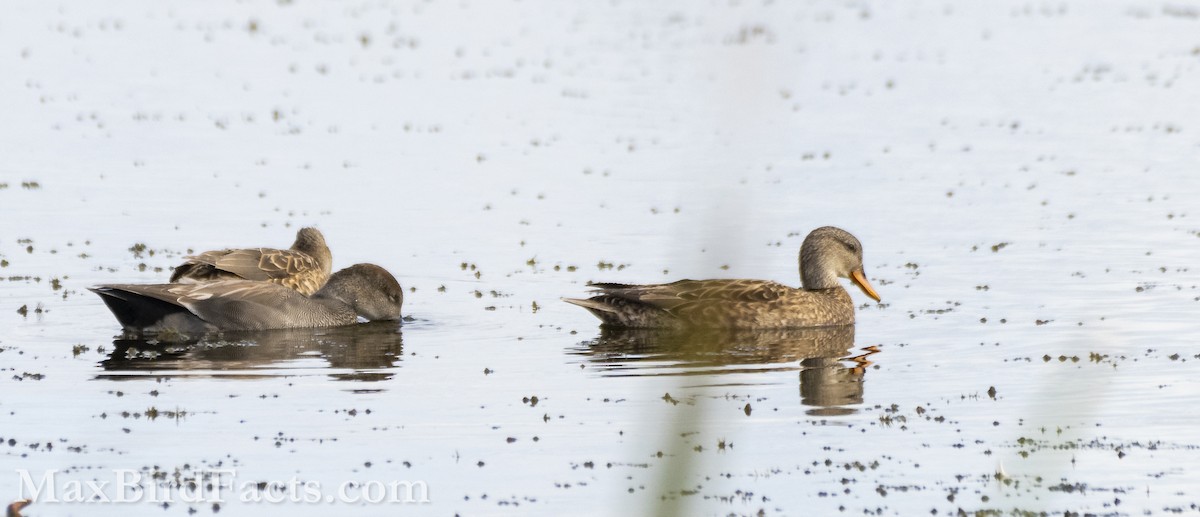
[170,227,333,295]
[92,263,402,333]
[564,226,880,329]
[566,280,854,329]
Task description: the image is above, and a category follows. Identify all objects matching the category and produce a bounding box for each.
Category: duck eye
[844,243,858,253]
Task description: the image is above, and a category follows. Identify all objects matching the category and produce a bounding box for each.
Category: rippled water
[3,0,1200,515]
[97,323,407,382]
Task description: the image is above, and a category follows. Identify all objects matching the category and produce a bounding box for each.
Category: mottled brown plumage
[170,227,332,295]
[564,226,881,329]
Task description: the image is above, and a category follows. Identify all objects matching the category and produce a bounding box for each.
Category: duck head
[800,226,881,301]
[318,263,404,321]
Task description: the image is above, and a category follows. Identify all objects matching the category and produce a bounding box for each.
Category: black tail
[89,286,187,330]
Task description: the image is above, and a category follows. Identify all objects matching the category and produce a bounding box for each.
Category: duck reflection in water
[98,322,404,382]
[574,325,879,415]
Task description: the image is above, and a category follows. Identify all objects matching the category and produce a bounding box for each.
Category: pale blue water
[2,0,1199,515]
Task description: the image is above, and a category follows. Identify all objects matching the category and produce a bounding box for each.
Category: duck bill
[851,269,881,302]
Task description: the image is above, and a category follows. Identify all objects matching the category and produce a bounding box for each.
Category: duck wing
[568,279,799,327]
[590,279,793,310]
[90,283,204,331]
[171,248,322,283]
[91,281,314,331]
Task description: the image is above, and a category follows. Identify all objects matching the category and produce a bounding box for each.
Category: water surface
[2,0,1199,515]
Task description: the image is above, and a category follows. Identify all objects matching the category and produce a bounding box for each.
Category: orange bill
[851,269,881,302]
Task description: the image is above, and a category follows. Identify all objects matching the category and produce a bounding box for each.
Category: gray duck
[170,227,333,295]
[564,226,880,328]
[91,263,402,333]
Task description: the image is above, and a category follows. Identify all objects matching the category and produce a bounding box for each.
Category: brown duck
[564,226,881,329]
[170,227,333,295]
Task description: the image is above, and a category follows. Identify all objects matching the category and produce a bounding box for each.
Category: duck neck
[313,281,357,313]
[312,247,332,274]
[310,292,357,323]
[799,250,840,291]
